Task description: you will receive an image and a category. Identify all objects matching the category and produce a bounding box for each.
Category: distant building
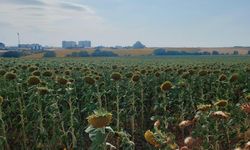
[62,41,77,49]
[0,42,5,49]
[78,41,91,48]
[18,44,44,50]
[31,44,44,50]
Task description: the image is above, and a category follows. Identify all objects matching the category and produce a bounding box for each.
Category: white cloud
[0,0,117,46]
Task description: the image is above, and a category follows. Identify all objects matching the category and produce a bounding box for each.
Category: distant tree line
[0,51,23,58]
[66,49,118,57]
[152,48,250,56]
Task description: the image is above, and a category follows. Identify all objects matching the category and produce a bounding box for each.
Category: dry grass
[23,47,250,58]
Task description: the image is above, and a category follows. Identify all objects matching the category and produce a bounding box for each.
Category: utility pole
[17,32,20,50]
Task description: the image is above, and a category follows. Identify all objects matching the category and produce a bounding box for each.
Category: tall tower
[17,33,20,50]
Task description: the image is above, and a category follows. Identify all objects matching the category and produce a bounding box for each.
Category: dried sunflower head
[179,120,194,129]
[160,81,173,92]
[214,99,228,107]
[32,71,41,76]
[144,130,160,148]
[219,74,227,81]
[197,104,212,112]
[57,77,68,85]
[211,111,230,120]
[84,76,95,85]
[37,87,49,95]
[27,76,41,85]
[87,110,112,128]
[245,94,250,101]
[229,73,239,82]
[0,96,3,105]
[42,70,53,77]
[4,72,17,80]
[240,103,250,114]
[131,74,140,82]
[111,72,122,81]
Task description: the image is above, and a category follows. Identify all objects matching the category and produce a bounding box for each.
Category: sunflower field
[0,56,250,150]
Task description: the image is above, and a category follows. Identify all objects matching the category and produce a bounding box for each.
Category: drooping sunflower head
[27,76,41,86]
[240,103,250,114]
[87,109,112,128]
[160,81,173,92]
[42,70,53,77]
[144,130,160,148]
[218,74,227,81]
[32,70,41,76]
[198,70,208,76]
[0,69,6,76]
[184,136,195,147]
[84,76,95,85]
[57,77,68,85]
[197,104,212,112]
[64,70,71,76]
[111,72,122,81]
[229,73,239,82]
[245,94,250,101]
[211,111,230,120]
[0,96,3,105]
[4,72,17,80]
[37,87,49,95]
[179,120,194,129]
[131,73,140,82]
[214,99,228,107]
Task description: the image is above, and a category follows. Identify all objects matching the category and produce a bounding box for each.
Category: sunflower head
[214,99,228,107]
[219,74,227,81]
[144,130,160,148]
[229,73,239,82]
[84,76,95,85]
[184,136,195,147]
[29,66,38,72]
[64,70,71,76]
[198,70,208,76]
[197,104,212,112]
[87,109,112,128]
[245,94,250,101]
[57,77,68,85]
[111,72,122,81]
[37,87,49,95]
[160,81,173,92]
[240,103,250,114]
[27,76,41,85]
[0,96,3,105]
[211,111,230,120]
[32,71,41,76]
[131,74,140,82]
[0,69,6,76]
[42,70,53,77]
[4,72,17,80]
[179,120,194,129]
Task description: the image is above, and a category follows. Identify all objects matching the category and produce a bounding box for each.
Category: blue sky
[0,0,250,47]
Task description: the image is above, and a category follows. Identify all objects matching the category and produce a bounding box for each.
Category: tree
[67,51,89,57]
[1,51,22,58]
[153,48,166,55]
[43,51,56,58]
[132,41,145,49]
[91,49,118,57]
[212,50,220,55]
[247,50,250,55]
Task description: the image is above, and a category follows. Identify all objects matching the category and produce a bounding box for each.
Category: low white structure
[62,41,77,49]
[78,41,91,48]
